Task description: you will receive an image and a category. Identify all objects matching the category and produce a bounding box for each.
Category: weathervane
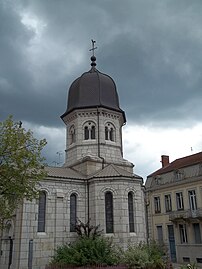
[89,39,97,56]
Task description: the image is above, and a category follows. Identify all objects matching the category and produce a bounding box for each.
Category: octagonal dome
[61,57,125,122]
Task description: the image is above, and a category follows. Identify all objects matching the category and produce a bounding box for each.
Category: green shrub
[124,245,150,269]
[145,241,167,269]
[50,236,120,266]
[124,241,167,269]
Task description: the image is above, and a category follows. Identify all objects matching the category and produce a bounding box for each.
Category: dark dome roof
[61,63,125,122]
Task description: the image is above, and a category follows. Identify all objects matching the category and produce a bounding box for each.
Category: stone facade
[63,108,124,166]
[0,59,146,269]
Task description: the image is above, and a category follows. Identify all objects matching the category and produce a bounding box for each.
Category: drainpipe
[97,107,104,168]
[87,180,90,223]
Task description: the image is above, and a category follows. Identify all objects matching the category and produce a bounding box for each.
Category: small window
[84,126,89,140]
[105,192,114,233]
[91,125,95,139]
[38,191,46,232]
[165,194,172,212]
[109,128,114,141]
[70,193,77,232]
[175,170,183,180]
[69,125,76,144]
[154,196,161,213]
[176,192,184,210]
[105,127,108,140]
[128,192,135,232]
[179,224,188,243]
[196,258,202,263]
[183,257,190,262]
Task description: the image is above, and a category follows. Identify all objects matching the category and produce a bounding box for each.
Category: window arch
[105,122,115,141]
[105,191,114,233]
[83,121,96,140]
[38,191,46,232]
[69,125,76,144]
[128,192,135,232]
[70,193,77,232]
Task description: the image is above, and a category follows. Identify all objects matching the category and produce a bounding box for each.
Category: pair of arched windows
[37,192,77,233]
[105,123,115,141]
[84,122,96,140]
[105,191,135,233]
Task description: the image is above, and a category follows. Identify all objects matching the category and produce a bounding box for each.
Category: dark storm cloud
[1,0,202,128]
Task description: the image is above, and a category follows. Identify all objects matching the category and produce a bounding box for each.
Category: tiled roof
[91,164,141,179]
[45,166,85,179]
[149,152,202,177]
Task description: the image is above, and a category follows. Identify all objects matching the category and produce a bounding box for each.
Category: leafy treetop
[0,116,47,229]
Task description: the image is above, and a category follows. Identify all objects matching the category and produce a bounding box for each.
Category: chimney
[161,155,169,168]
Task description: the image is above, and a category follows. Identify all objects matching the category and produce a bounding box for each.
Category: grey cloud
[1,0,202,132]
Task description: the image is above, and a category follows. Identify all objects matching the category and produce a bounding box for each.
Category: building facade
[0,55,146,269]
[145,153,202,265]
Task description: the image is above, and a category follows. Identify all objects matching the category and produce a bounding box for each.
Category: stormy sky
[1,0,202,180]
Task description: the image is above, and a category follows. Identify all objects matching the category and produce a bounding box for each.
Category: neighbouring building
[0,53,146,269]
[145,152,202,265]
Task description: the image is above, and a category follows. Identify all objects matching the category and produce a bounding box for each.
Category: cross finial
[89,39,97,56]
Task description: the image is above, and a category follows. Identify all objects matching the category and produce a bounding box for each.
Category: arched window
[109,128,114,141]
[84,122,96,140]
[84,126,89,140]
[128,192,135,232]
[105,123,115,142]
[38,191,46,232]
[105,191,114,233]
[69,125,76,144]
[105,126,108,140]
[91,125,95,139]
[70,193,77,232]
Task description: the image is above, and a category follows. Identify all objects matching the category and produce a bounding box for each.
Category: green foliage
[75,219,103,239]
[124,244,150,269]
[51,236,120,266]
[0,116,47,229]
[146,240,167,269]
[124,241,167,269]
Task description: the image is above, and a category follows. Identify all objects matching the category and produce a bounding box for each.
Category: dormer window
[105,123,115,141]
[174,170,183,181]
[84,121,96,140]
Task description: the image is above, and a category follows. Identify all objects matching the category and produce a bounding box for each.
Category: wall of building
[64,108,124,166]
[146,164,202,265]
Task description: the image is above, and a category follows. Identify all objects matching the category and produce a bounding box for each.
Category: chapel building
[1,54,146,269]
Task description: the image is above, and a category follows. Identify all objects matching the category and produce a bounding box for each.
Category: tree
[0,116,47,230]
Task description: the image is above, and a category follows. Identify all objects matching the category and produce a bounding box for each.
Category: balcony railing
[169,208,202,221]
